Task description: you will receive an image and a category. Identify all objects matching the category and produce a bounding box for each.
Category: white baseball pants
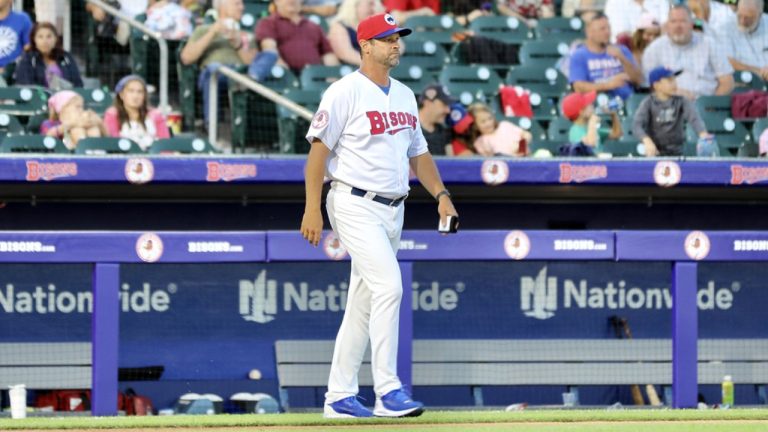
[324,182,405,403]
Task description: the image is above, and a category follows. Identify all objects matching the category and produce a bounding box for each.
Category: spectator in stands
[496,0,555,28]
[383,0,438,23]
[467,102,531,157]
[604,0,669,43]
[562,90,622,153]
[86,0,148,46]
[255,0,339,75]
[145,0,194,40]
[625,13,661,76]
[14,22,83,89]
[446,103,476,156]
[180,0,258,121]
[688,0,735,39]
[328,0,383,66]
[642,5,734,99]
[726,0,768,80]
[632,67,709,156]
[569,12,643,101]
[303,0,343,17]
[561,0,604,20]
[104,75,171,151]
[417,84,453,155]
[0,0,31,75]
[443,0,490,26]
[41,90,106,151]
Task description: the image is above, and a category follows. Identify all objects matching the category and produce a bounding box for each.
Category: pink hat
[48,90,80,114]
[637,13,659,30]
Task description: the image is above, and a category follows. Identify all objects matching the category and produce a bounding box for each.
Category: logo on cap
[384,14,396,25]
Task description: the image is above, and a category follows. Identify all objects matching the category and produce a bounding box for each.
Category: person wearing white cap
[302,12,457,419]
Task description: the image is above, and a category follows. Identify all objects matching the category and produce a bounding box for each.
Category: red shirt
[383,0,440,14]
[255,14,332,72]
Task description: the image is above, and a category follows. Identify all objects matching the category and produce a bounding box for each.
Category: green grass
[1,409,768,430]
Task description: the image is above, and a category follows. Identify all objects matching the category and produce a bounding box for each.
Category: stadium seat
[468,16,534,45]
[149,137,219,154]
[130,16,183,107]
[506,116,548,142]
[506,64,568,98]
[276,89,322,154]
[0,86,49,118]
[535,17,584,43]
[0,134,68,154]
[176,40,199,132]
[438,65,502,105]
[300,65,355,91]
[404,15,464,45]
[603,139,643,157]
[519,40,570,68]
[230,65,300,152]
[547,116,572,141]
[241,3,270,31]
[75,137,143,155]
[623,93,646,119]
[694,95,731,115]
[732,70,766,93]
[698,112,753,157]
[73,88,113,115]
[0,113,24,142]
[400,39,449,78]
[390,65,434,95]
[528,139,563,156]
[306,14,329,33]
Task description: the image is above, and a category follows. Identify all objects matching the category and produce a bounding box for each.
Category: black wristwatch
[435,189,451,202]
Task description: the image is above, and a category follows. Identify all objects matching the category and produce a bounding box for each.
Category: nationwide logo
[26,161,77,181]
[206,162,257,182]
[653,161,681,187]
[559,163,608,183]
[323,232,347,260]
[520,266,737,320]
[504,230,531,260]
[0,241,55,253]
[136,233,163,263]
[730,165,768,185]
[481,159,509,185]
[188,241,244,253]
[0,282,175,314]
[125,158,154,184]
[684,231,710,261]
[239,270,463,324]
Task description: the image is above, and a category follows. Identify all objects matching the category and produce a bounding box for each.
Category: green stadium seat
[391,65,434,95]
[697,112,753,157]
[73,88,113,115]
[0,113,24,142]
[0,134,68,154]
[400,39,449,78]
[130,14,183,107]
[149,137,219,154]
[176,40,199,132]
[694,95,731,115]
[505,116,547,142]
[529,139,563,156]
[306,14,329,33]
[75,137,143,155]
[732,70,766,93]
[547,116,572,141]
[404,15,465,45]
[603,139,643,157]
[623,93,646,119]
[300,65,355,91]
[241,3,270,31]
[0,86,49,118]
[519,40,570,68]
[468,16,534,45]
[506,64,568,98]
[535,17,584,43]
[438,65,502,105]
[276,88,322,154]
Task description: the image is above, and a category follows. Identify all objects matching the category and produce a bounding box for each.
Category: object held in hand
[438,215,459,234]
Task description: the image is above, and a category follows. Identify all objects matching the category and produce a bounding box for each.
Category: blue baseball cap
[649,67,682,87]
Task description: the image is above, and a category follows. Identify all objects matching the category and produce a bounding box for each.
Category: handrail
[85,0,170,113]
[208,65,314,149]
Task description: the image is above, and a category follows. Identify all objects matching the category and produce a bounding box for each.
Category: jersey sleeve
[305,82,349,150]
[408,120,430,158]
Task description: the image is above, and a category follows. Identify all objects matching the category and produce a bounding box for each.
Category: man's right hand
[605,73,629,90]
[643,138,659,157]
[301,208,324,247]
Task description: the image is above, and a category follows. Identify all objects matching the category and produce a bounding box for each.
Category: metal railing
[208,65,313,149]
[85,0,170,113]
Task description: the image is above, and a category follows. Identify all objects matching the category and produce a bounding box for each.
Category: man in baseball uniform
[301,13,458,419]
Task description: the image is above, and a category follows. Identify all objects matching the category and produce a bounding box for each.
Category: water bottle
[697,135,720,157]
[721,375,734,408]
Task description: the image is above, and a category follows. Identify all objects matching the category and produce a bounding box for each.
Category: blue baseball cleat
[373,388,425,417]
[323,396,373,419]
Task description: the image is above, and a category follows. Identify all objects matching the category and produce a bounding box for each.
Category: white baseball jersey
[306,71,429,197]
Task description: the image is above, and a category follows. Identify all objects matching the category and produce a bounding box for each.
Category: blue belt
[350,187,407,207]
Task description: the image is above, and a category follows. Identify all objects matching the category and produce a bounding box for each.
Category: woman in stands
[327,0,384,66]
[41,90,106,151]
[14,22,83,89]
[103,75,170,151]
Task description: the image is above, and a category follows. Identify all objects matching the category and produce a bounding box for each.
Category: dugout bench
[275,339,768,409]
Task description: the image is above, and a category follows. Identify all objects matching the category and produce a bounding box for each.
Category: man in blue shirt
[0,0,31,73]
[569,12,643,100]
